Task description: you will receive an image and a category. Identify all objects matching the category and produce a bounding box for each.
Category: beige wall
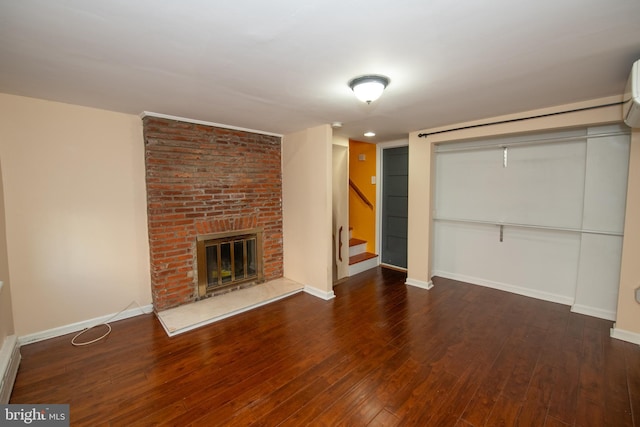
[282,125,333,297]
[0,93,151,337]
[406,137,434,288]
[332,136,350,281]
[617,129,640,335]
[408,96,640,337]
[0,160,15,344]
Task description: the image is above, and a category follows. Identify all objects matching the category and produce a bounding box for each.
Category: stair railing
[349,179,374,210]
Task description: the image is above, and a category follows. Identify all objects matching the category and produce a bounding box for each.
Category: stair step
[348,238,367,257]
[349,238,366,247]
[349,252,378,265]
[348,252,379,276]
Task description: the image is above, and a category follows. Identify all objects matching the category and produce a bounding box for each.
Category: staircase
[348,228,378,276]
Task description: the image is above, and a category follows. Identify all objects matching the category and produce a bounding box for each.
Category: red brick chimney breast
[143,117,283,311]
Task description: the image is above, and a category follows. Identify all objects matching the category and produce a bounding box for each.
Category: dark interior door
[381,146,408,268]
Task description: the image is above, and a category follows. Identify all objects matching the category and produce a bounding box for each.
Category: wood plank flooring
[10,267,640,426]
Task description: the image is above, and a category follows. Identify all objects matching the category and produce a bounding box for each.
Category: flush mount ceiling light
[364,131,376,137]
[348,75,390,104]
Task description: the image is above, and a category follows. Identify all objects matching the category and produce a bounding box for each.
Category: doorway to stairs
[347,140,379,276]
[333,138,409,281]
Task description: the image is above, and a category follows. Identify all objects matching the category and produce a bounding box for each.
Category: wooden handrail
[349,179,374,210]
[338,226,343,262]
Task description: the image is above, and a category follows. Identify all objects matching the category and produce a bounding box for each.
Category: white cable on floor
[71,300,145,347]
[71,323,112,346]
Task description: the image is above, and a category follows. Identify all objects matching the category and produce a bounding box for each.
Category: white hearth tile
[156,278,304,337]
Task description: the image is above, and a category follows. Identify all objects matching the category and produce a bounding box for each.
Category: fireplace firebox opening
[196,228,264,298]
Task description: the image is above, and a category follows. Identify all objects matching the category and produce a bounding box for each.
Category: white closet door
[433,125,629,319]
[502,141,586,229]
[433,221,581,304]
[435,148,506,223]
[573,125,630,320]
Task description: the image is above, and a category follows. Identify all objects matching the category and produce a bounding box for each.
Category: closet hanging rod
[433,217,623,237]
[434,129,630,153]
[418,101,624,138]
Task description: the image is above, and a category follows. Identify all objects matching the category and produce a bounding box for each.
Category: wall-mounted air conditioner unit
[623,59,640,128]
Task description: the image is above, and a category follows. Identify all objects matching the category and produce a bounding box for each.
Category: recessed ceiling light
[364,131,376,137]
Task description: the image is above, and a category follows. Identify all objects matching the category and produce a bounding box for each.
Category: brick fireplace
[142,116,283,311]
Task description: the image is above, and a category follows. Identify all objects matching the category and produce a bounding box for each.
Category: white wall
[0,93,152,337]
[282,125,334,299]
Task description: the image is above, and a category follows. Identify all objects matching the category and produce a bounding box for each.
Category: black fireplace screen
[197,229,263,296]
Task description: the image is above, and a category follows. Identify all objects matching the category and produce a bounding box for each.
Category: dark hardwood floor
[10,267,640,426]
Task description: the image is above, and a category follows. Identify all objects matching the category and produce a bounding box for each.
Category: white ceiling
[1,0,639,142]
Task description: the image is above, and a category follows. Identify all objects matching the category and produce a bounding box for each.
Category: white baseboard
[405,277,434,290]
[571,304,616,321]
[432,270,574,306]
[610,326,640,345]
[304,286,336,300]
[18,304,153,345]
[0,335,20,404]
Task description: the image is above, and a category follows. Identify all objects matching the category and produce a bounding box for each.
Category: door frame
[376,139,409,270]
